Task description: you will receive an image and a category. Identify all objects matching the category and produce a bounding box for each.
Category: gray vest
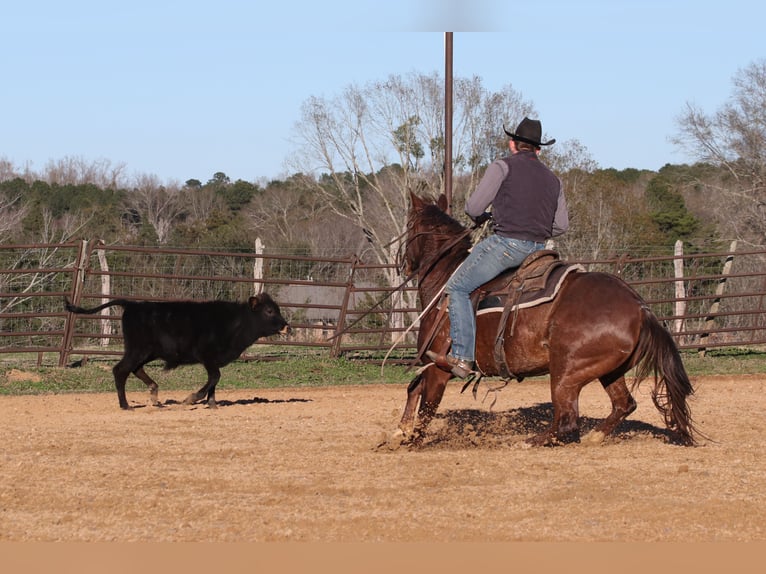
[491,151,561,243]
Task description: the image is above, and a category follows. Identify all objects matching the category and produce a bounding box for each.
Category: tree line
[2,61,765,264]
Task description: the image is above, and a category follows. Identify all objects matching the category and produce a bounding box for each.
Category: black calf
[65,294,289,409]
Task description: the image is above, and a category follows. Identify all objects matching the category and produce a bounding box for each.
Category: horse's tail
[64,297,128,315]
[632,306,698,446]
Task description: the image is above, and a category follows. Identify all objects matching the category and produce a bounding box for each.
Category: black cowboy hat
[503,117,556,147]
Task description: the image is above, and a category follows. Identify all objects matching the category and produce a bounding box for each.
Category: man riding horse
[427,117,569,378]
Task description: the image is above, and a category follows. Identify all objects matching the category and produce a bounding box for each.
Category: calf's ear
[248,295,261,309]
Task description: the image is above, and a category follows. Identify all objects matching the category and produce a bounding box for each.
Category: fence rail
[1,240,764,367]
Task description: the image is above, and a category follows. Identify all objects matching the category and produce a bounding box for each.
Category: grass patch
[1,349,763,398]
[0,356,415,397]
[680,348,766,376]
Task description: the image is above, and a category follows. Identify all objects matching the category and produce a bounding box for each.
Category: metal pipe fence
[1,240,764,367]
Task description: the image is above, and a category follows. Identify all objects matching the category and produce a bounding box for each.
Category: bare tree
[0,158,19,182]
[37,207,92,244]
[288,72,536,267]
[287,72,539,340]
[184,186,229,225]
[0,192,27,242]
[557,170,659,261]
[246,182,325,246]
[674,59,766,247]
[42,156,128,188]
[125,175,186,244]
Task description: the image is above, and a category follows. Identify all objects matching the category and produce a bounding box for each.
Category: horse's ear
[436,193,448,212]
[409,189,424,210]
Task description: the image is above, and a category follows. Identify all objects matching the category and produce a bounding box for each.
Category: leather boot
[425,350,474,378]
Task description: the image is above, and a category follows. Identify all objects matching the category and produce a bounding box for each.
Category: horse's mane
[418,203,473,261]
[421,203,469,237]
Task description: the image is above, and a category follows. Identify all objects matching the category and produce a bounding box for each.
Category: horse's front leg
[398,372,425,437]
[397,365,451,444]
[413,366,451,442]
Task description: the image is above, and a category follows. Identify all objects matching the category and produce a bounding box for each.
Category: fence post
[96,241,112,347]
[253,238,264,294]
[59,239,89,366]
[330,256,359,358]
[698,240,737,356]
[673,240,686,343]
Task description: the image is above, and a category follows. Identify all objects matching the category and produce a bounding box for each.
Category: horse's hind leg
[527,377,585,446]
[583,375,637,444]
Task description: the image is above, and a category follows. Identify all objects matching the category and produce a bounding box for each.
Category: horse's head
[401,190,471,283]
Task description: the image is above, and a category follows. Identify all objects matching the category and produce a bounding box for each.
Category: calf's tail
[64,297,127,315]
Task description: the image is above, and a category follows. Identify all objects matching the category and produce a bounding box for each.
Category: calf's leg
[112,359,133,410]
[133,367,161,406]
[183,365,222,408]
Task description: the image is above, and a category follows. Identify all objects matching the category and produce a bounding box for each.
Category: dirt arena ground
[1,374,764,543]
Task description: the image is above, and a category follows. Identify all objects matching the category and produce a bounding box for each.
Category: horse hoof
[582,430,606,445]
[526,433,558,447]
[374,429,407,451]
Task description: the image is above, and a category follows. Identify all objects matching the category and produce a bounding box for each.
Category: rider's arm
[551,185,569,236]
[465,159,508,219]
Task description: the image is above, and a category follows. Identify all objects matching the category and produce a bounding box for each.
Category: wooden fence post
[96,242,112,347]
[253,238,264,294]
[59,239,89,366]
[698,240,737,356]
[331,256,359,358]
[673,240,686,343]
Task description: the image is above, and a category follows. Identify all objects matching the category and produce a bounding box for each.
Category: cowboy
[426,117,569,378]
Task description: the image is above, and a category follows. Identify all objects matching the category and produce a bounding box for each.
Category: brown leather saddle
[476,250,583,379]
[419,249,584,380]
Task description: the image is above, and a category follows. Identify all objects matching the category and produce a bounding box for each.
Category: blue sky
[2,0,765,184]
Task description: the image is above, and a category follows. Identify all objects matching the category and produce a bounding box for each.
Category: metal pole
[444,32,453,215]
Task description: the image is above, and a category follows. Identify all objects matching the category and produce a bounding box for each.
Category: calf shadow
[157,396,313,408]
[420,402,674,449]
[214,396,312,406]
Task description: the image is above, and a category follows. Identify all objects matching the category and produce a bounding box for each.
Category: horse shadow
[421,402,675,449]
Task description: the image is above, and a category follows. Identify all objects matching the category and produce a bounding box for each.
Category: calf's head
[248,293,290,336]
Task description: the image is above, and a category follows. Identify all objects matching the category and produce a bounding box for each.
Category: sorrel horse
[397,191,698,446]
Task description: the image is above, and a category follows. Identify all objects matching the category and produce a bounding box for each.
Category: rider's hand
[472,212,492,226]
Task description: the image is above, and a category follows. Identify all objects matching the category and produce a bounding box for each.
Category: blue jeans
[445,234,544,362]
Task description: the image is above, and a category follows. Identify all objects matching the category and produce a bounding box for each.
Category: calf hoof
[206,399,218,409]
[183,393,202,405]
